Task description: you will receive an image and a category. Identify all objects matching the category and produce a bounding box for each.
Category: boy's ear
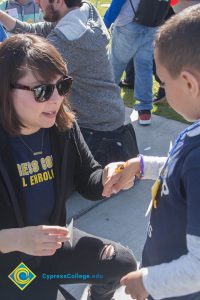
[181,70,200,98]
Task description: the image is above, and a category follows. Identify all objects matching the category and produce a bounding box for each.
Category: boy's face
[155,49,200,122]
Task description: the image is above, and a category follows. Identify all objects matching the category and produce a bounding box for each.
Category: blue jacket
[103,0,126,28]
[0,25,7,41]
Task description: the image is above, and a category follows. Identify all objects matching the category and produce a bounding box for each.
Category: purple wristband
[137,154,144,178]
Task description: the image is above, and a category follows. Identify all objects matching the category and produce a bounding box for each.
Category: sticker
[6,8,19,19]
[145,179,161,216]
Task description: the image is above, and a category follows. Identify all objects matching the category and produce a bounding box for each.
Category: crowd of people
[0,1,200,300]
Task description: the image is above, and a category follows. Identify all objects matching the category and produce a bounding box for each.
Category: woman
[0,34,136,299]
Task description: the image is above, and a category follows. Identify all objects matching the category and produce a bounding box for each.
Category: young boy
[103,4,200,299]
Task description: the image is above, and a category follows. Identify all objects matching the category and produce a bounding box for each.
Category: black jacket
[0,122,103,272]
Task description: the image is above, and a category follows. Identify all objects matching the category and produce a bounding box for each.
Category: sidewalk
[59,108,187,299]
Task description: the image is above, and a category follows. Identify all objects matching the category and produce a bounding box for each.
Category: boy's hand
[102,158,141,198]
[121,270,149,300]
[102,161,135,197]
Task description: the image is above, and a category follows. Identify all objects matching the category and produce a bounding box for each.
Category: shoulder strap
[128,0,136,15]
[5,0,9,10]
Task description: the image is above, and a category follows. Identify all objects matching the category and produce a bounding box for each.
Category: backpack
[129,0,171,27]
[91,123,139,167]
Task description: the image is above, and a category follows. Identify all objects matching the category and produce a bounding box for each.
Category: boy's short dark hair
[64,0,82,8]
[0,34,75,135]
[155,4,200,78]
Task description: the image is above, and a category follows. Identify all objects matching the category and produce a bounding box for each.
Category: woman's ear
[181,70,200,98]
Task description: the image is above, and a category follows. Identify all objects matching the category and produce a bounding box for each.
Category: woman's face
[12,71,64,135]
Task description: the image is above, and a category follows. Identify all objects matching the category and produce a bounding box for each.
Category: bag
[92,123,139,167]
[129,0,171,27]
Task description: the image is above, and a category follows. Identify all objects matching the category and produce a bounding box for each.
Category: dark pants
[124,59,135,84]
[1,228,137,300]
[81,124,139,167]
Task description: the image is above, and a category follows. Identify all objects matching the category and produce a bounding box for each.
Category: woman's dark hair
[0,33,75,135]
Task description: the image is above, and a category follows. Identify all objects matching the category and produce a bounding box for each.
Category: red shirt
[170,0,180,6]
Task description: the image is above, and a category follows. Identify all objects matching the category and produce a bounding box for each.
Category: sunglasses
[10,76,73,102]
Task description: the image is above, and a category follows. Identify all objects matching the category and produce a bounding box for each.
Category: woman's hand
[0,225,69,256]
[102,157,141,197]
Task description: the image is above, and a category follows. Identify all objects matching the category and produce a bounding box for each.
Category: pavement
[57,107,187,300]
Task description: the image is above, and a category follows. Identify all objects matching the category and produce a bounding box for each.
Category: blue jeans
[111,22,157,111]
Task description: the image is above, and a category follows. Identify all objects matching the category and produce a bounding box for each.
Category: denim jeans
[111,22,157,111]
[1,228,137,300]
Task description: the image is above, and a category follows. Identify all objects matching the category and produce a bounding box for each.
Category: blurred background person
[0,0,43,23]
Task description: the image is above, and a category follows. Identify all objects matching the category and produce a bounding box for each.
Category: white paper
[66,218,73,247]
[6,8,19,19]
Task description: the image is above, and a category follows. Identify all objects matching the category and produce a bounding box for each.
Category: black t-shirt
[9,129,55,225]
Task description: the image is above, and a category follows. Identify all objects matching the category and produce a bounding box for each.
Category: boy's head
[154,4,200,122]
[155,4,200,78]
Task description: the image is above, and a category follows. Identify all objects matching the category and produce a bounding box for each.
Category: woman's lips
[42,111,57,118]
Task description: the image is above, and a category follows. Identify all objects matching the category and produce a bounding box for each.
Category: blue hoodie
[0,25,7,41]
[103,0,126,28]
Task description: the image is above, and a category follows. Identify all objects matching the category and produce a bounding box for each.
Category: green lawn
[89,0,188,124]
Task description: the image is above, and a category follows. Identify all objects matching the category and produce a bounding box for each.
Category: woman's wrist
[0,228,20,253]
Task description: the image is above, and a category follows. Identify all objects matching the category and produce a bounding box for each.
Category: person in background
[0,0,43,23]
[106,0,160,125]
[104,0,175,105]
[103,5,200,299]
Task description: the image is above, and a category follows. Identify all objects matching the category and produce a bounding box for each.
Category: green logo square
[8,262,36,291]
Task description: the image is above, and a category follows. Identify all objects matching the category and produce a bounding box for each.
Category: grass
[89,0,188,124]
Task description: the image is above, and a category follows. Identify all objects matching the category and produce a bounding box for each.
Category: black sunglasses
[10,76,73,102]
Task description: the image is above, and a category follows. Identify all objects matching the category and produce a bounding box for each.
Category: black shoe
[119,79,134,89]
[153,87,166,104]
